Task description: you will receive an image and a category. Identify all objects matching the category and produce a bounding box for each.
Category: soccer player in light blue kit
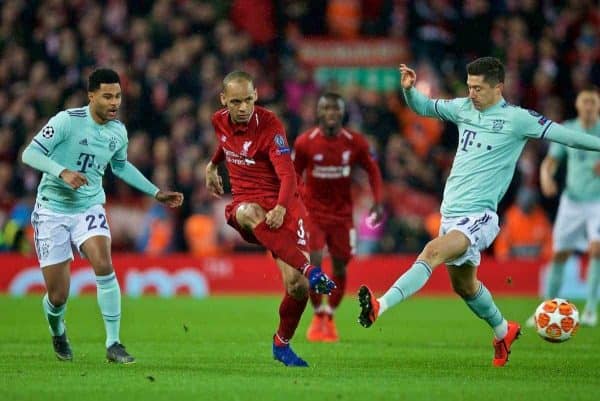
[358,57,600,366]
[531,87,600,327]
[21,68,184,363]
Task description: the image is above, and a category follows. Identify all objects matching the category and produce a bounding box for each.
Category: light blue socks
[378,260,432,315]
[96,272,121,348]
[42,293,66,336]
[463,282,507,339]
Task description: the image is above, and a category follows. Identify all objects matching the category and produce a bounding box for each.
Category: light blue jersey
[404,88,554,217]
[23,105,158,213]
[548,119,600,202]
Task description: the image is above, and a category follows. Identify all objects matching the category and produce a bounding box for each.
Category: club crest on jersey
[492,120,504,131]
[241,140,252,156]
[274,134,290,154]
[342,150,351,164]
[109,137,117,151]
[42,126,54,139]
[314,154,324,161]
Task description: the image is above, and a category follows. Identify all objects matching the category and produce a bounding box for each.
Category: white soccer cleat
[580,309,598,327]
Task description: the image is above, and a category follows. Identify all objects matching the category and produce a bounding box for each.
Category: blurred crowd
[0,0,599,258]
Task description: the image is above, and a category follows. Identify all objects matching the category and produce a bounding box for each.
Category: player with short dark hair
[205,71,335,367]
[22,67,184,363]
[358,57,600,366]
[294,93,383,342]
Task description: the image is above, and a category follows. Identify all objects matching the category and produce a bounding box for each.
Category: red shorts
[225,196,309,253]
[307,216,355,261]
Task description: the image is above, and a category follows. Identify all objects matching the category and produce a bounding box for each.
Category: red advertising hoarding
[0,253,547,297]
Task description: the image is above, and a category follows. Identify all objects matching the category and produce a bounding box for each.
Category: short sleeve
[30,111,69,155]
[512,107,554,139]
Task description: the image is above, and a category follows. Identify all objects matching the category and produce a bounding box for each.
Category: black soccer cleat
[358,285,380,328]
[52,331,73,361]
[106,342,136,364]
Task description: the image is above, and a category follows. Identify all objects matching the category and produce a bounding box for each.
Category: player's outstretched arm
[399,64,458,121]
[111,160,161,197]
[205,161,224,198]
[545,123,600,152]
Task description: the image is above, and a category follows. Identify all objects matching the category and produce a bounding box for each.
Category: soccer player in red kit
[205,71,335,367]
[294,93,384,342]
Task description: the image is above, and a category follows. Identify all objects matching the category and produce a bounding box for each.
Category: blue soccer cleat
[272,342,309,367]
[307,267,336,295]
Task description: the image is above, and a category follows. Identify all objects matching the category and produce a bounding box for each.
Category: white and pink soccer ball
[534,298,580,343]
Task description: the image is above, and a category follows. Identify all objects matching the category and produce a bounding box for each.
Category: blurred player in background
[531,87,600,327]
[358,57,600,366]
[294,93,383,342]
[205,71,335,367]
[21,68,184,363]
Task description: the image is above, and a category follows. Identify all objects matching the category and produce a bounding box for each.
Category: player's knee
[93,262,114,277]
[286,278,309,299]
[236,203,266,229]
[48,290,69,307]
[420,241,441,264]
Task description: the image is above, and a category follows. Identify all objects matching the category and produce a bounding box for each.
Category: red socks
[275,293,308,344]
[328,274,346,309]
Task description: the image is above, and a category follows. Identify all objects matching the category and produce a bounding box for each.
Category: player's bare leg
[272,258,309,367]
[81,236,134,364]
[236,203,335,294]
[448,265,520,367]
[41,260,73,361]
[359,230,468,327]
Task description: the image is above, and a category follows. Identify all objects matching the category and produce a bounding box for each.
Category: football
[534,298,580,342]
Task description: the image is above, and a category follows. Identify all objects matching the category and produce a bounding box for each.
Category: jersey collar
[479,97,506,114]
[228,111,257,134]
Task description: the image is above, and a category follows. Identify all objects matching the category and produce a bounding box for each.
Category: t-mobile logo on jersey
[77,153,95,173]
[460,129,493,152]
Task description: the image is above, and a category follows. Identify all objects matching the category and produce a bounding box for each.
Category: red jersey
[210,106,297,208]
[293,127,383,223]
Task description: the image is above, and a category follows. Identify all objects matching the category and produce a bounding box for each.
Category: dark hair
[88,68,120,91]
[222,71,254,89]
[466,57,505,85]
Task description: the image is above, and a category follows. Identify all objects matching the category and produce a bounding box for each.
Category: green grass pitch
[1,295,599,401]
